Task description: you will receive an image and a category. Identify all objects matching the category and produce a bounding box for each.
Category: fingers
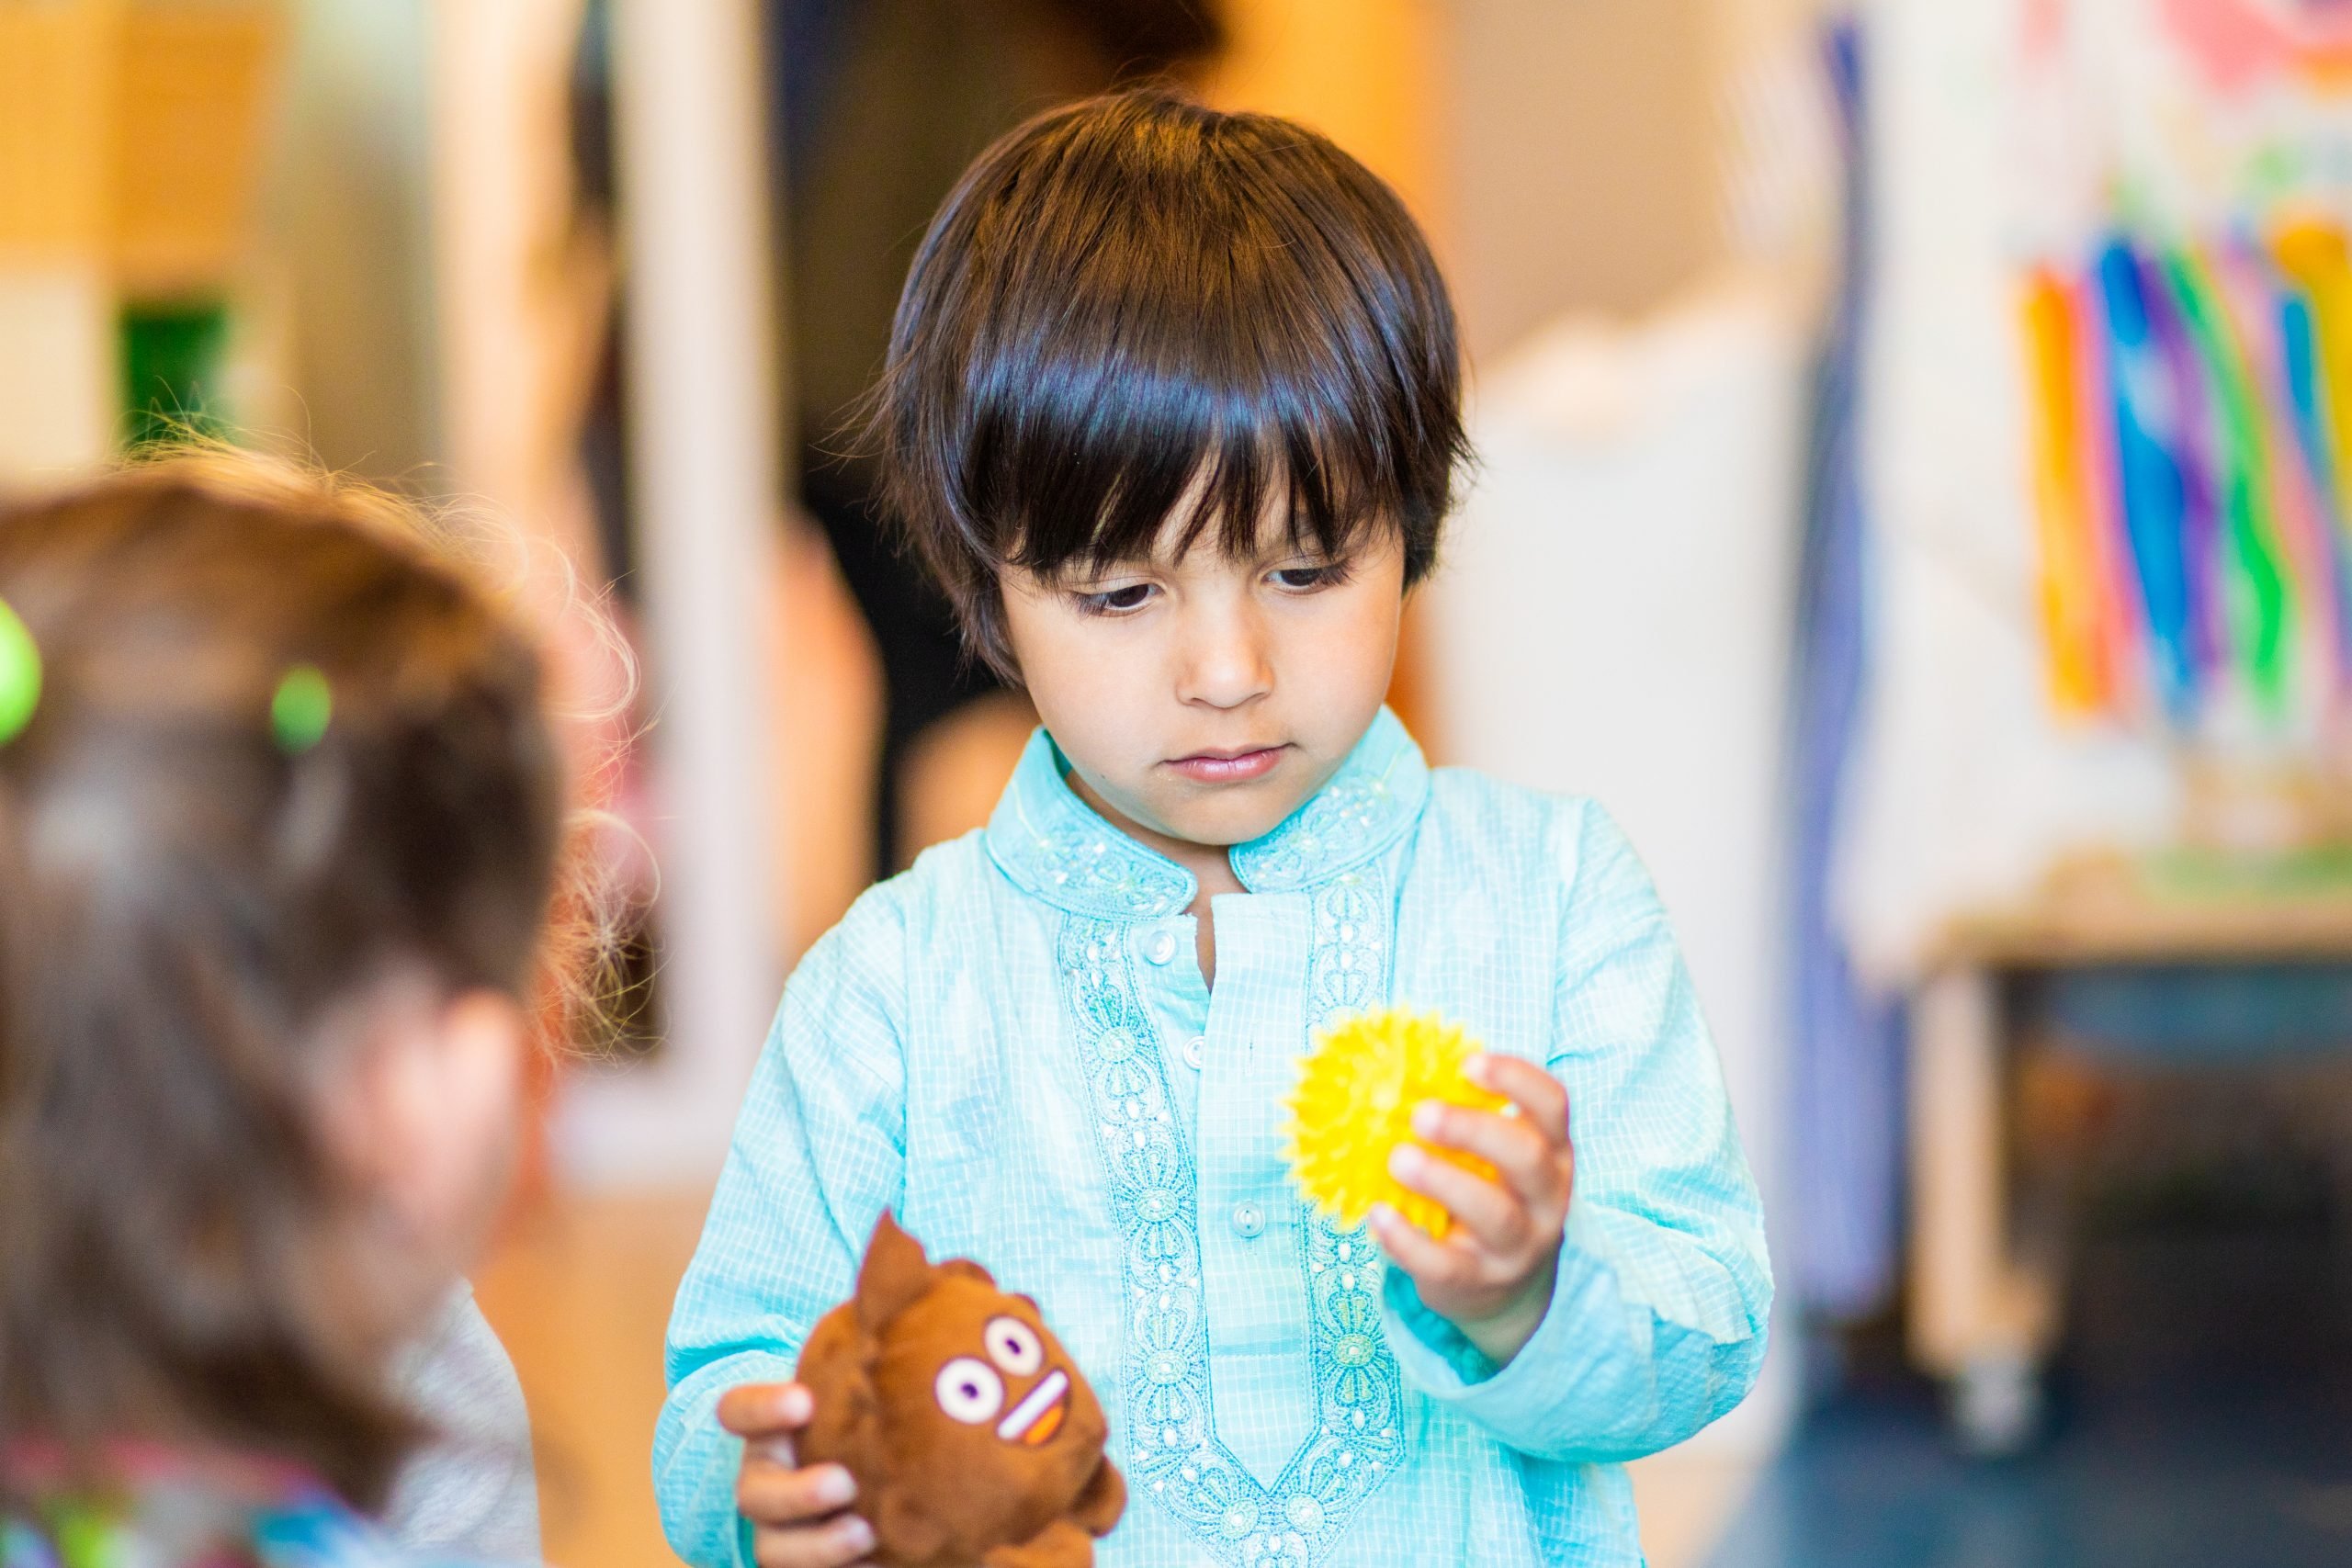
[734,1427,873,1568]
[1369,1201,1548,1314]
[1468,1053,1570,1146]
[719,1382,814,1441]
[1367,1201,1477,1283]
[1390,1058,1573,1263]
[1411,1098,1557,1204]
[747,1512,876,1568]
[737,1461,857,1527]
[1387,1143,1521,1249]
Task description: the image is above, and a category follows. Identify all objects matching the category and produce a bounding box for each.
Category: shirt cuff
[662,1348,798,1568]
[1380,1199,1616,1421]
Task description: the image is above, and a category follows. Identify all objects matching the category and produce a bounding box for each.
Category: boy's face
[1000,507,1405,855]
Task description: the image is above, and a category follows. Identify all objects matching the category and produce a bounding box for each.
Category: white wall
[551,0,785,1188]
[1424,276,1809,1450]
[0,271,111,482]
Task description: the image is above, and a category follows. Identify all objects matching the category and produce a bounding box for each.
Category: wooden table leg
[1909,964,2059,1451]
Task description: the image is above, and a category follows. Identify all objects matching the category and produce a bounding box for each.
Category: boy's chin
[1159,783,1311,850]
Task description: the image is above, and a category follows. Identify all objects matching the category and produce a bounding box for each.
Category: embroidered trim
[1015,816,1193,919]
[1233,769,1400,893]
[1304,874,1385,1023]
[1061,879,1405,1568]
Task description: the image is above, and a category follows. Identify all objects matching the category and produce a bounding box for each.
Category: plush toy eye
[984,1315,1044,1376]
[934,1357,1005,1424]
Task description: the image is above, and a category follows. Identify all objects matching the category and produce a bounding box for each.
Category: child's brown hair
[867,87,1469,678]
[0,452,587,1508]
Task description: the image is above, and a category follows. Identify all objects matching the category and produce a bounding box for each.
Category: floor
[473,1187,715,1568]
[1631,1451,1764,1568]
[479,1190,2352,1568]
[470,1187,1758,1568]
[1709,1216,2352,1567]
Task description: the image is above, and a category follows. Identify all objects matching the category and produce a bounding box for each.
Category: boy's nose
[1175,607,1273,710]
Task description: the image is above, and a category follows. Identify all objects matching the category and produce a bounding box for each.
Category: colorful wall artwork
[2019,0,2352,739]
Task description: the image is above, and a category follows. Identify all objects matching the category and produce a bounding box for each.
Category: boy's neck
[1065,771,1246,904]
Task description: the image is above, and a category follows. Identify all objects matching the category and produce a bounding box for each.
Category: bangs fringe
[986,395,1400,581]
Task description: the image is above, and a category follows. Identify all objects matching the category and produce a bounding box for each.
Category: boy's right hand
[719,1382,875,1568]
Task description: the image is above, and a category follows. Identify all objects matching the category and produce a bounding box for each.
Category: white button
[1143,929,1180,965]
[1230,1202,1264,1239]
[1182,1034,1206,1070]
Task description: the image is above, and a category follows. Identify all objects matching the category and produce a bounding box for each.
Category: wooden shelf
[1928,852,2352,970]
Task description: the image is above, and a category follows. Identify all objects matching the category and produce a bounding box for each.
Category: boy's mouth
[1167,744,1288,784]
[997,1368,1071,1446]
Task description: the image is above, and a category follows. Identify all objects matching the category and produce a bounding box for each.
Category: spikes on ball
[1281,1008,1509,1238]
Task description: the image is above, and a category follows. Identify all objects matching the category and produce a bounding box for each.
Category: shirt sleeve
[1380,800,1774,1463]
[382,1282,541,1566]
[651,891,910,1568]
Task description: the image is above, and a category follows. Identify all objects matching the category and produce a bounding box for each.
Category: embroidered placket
[1060,868,1406,1568]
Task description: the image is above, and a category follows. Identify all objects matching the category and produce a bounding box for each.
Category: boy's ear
[855,1211,935,1333]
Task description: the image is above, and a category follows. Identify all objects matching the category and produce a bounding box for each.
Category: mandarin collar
[984,707,1429,919]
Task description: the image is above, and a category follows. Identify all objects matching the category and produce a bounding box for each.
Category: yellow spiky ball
[1281,1007,1509,1239]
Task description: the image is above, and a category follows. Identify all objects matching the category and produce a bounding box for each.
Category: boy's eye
[1272,561,1351,591]
[1074,582,1155,615]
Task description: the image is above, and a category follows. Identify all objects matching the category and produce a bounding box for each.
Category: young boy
[654,89,1770,1568]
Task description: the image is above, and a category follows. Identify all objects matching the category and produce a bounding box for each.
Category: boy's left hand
[1367,1053,1573,1368]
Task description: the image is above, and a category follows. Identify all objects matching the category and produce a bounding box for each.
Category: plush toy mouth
[996,1369,1070,1446]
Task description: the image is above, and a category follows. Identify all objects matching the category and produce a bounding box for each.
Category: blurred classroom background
[10,0,2352,1563]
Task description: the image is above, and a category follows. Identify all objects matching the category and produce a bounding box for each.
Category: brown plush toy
[794,1213,1126,1568]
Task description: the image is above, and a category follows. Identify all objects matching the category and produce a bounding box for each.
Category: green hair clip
[271,664,333,754]
[0,599,41,745]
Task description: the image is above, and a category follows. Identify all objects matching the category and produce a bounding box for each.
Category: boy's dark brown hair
[0,453,581,1510]
[867,87,1469,676]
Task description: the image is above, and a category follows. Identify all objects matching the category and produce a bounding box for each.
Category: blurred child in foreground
[0,456,607,1567]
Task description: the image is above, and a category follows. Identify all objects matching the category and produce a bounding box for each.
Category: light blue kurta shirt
[655,710,1770,1568]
